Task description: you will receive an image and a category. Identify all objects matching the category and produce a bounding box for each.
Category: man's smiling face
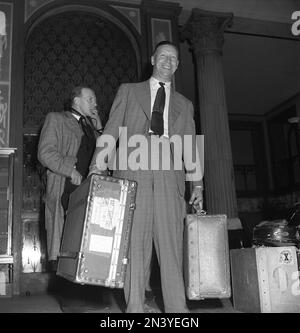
[151,44,179,82]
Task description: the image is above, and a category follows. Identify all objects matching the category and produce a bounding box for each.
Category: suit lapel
[169,89,181,135]
[133,81,182,134]
[134,80,151,120]
[64,111,82,141]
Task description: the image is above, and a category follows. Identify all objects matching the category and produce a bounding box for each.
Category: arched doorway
[21,9,139,290]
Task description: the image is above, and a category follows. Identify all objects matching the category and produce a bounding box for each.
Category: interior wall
[223,34,300,116]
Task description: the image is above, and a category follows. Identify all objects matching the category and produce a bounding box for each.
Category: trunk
[230,247,300,312]
[57,174,137,288]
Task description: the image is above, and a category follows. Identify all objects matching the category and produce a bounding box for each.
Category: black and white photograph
[0,0,299,325]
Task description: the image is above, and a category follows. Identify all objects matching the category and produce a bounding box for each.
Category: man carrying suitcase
[38,86,106,312]
[90,41,204,313]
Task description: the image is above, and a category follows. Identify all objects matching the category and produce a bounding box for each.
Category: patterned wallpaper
[24,11,138,130]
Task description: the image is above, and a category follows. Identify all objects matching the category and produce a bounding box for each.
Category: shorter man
[38,86,105,312]
[38,86,102,265]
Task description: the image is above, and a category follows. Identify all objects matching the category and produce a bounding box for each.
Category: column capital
[181,8,233,56]
[141,0,182,17]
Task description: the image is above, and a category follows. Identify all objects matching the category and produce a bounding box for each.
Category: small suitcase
[184,213,231,299]
[230,246,300,312]
[57,174,137,288]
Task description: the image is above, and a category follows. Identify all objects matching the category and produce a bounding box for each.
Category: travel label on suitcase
[57,174,137,288]
[231,246,300,313]
[184,213,231,299]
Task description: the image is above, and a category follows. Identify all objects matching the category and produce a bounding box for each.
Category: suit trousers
[122,166,188,313]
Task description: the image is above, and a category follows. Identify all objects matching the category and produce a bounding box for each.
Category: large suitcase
[184,213,231,299]
[57,174,137,288]
[230,246,300,312]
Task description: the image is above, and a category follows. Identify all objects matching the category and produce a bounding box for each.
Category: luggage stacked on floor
[230,246,300,312]
[230,203,300,312]
[57,174,137,288]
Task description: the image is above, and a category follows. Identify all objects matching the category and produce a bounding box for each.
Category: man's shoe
[144,302,161,313]
[145,290,155,302]
[58,295,86,313]
[144,291,161,313]
[58,295,110,313]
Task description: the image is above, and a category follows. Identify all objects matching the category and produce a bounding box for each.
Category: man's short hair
[64,86,86,110]
[71,86,85,103]
[153,41,178,56]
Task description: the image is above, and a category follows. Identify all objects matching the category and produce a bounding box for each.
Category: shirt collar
[70,107,83,121]
[150,76,171,89]
[72,113,81,121]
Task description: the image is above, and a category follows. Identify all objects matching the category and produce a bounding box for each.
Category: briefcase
[57,174,137,288]
[184,212,231,299]
[230,246,300,312]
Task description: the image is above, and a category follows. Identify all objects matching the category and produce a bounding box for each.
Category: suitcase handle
[191,206,207,216]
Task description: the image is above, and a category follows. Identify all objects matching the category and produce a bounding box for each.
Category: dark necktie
[70,108,92,137]
[150,82,165,136]
[79,116,93,139]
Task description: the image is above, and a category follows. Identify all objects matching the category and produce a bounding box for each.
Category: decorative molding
[150,18,172,51]
[0,2,12,147]
[112,5,141,34]
[25,0,55,23]
[0,84,9,146]
[141,0,181,16]
[181,8,233,56]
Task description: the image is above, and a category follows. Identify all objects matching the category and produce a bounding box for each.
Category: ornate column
[182,9,240,225]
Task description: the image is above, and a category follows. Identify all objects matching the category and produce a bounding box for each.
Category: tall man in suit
[90,41,204,313]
